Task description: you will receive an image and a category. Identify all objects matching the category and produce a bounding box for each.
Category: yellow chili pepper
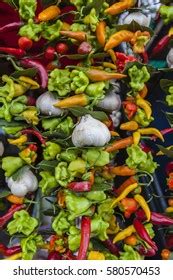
[105,30,134,51]
[54,94,89,108]
[19,76,40,89]
[107,49,117,64]
[103,62,117,70]
[88,251,105,260]
[61,22,71,31]
[21,108,39,125]
[5,252,22,260]
[138,128,164,142]
[38,5,61,22]
[120,121,139,131]
[133,131,141,145]
[107,215,119,234]
[8,135,27,147]
[111,183,138,207]
[105,0,135,16]
[165,207,173,213]
[134,194,151,222]
[113,225,136,244]
[136,94,152,120]
[96,21,106,47]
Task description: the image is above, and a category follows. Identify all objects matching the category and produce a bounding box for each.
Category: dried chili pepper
[21,129,46,145]
[20,59,48,89]
[105,136,134,153]
[68,181,92,192]
[77,217,91,260]
[133,219,158,251]
[0,47,26,57]
[0,204,25,228]
[134,194,151,222]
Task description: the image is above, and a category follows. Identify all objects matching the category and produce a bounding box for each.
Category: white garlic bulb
[123,12,151,27]
[72,114,111,147]
[167,49,173,68]
[36,92,63,116]
[0,141,4,156]
[110,111,122,128]
[98,92,121,112]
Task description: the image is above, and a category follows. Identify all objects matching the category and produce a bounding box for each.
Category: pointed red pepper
[77,217,91,260]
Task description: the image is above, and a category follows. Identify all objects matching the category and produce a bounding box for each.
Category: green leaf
[0,119,26,127]
[116,20,154,35]
[42,131,68,139]
[160,79,173,95]
[41,0,59,7]
[11,68,38,79]
[82,0,105,16]
[157,145,173,158]
[0,189,11,198]
[164,111,173,127]
[69,107,109,121]
[91,183,112,191]
[37,160,59,171]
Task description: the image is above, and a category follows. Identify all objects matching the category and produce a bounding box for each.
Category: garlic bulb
[110,111,122,128]
[98,92,121,112]
[167,49,173,68]
[0,141,4,156]
[36,92,63,116]
[123,12,151,27]
[6,168,38,197]
[72,114,111,147]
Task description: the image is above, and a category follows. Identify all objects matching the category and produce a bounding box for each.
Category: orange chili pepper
[38,6,61,22]
[110,165,136,176]
[57,190,66,208]
[115,176,137,195]
[89,170,95,186]
[105,30,134,51]
[120,121,139,131]
[6,195,24,205]
[85,68,126,81]
[105,0,135,16]
[161,249,171,260]
[124,234,137,246]
[107,49,117,64]
[96,21,106,47]
[60,31,87,42]
[168,198,173,207]
[139,84,148,98]
[105,136,134,153]
[54,94,89,108]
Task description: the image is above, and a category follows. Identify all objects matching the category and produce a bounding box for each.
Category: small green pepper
[86,82,107,98]
[128,65,150,93]
[70,70,89,94]
[48,69,71,97]
[19,19,43,41]
[42,20,63,41]
[159,5,173,24]
[43,141,61,160]
[19,0,37,20]
[2,156,24,177]
[21,233,43,260]
[60,149,79,163]
[52,210,71,236]
[39,171,57,195]
[134,108,154,127]
[55,162,74,187]
[68,158,86,176]
[83,8,99,32]
[82,148,110,167]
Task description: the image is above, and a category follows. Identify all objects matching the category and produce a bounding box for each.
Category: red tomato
[44,46,56,61]
[18,37,33,50]
[56,43,69,55]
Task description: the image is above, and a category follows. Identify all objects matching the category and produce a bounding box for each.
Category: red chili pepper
[151,128,173,141]
[18,37,33,51]
[115,52,137,72]
[136,209,173,226]
[56,43,69,55]
[141,51,148,64]
[138,245,156,257]
[120,198,138,219]
[47,251,62,260]
[77,217,91,260]
[166,162,173,176]
[133,218,158,251]
[28,144,37,152]
[68,181,92,192]
[123,101,137,119]
[0,244,21,257]
[44,46,56,61]
[20,59,48,89]
[0,204,25,228]
[0,22,23,33]
[151,35,172,57]
[0,47,26,57]
[27,96,36,106]
[102,239,119,256]
[21,129,46,145]
[140,143,154,154]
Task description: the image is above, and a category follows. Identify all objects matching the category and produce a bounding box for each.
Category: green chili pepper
[19,0,37,20]
[68,226,81,252]
[70,70,89,94]
[7,210,38,236]
[43,141,61,160]
[91,214,109,241]
[39,171,57,195]
[0,97,12,122]
[21,233,43,260]
[48,69,71,96]
[2,156,24,177]
[159,5,173,24]
[86,82,107,98]
[68,158,86,176]
[83,8,99,32]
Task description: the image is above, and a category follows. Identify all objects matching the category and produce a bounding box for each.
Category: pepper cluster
[0,0,173,261]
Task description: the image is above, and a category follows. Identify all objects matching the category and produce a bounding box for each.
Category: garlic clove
[123,12,151,27]
[167,49,173,68]
[72,114,111,147]
[0,141,4,156]
[36,92,63,116]
[98,91,121,112]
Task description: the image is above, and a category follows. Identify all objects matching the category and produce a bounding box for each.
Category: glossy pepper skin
[38,6,61,22]
[77,217,91,260]
[105,0,135,15]
[68,181,92,192]
[113,225,135,244]
[136,209,173,226]
[111,183,138,207]
[0,244,21,257]
[0,47,25,57]
[120,198,138,218]
[134,194,151,222]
